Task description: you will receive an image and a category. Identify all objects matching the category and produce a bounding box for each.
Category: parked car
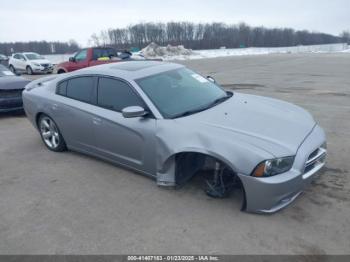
[0,64,30,112]
[56,47,134,74]
[0,54,9,66]
[8,52,54,75]
[23,61,327,213]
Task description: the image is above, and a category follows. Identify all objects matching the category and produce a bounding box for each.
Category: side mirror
[206,76,216,83]
[69,57,76,62]
[122,106,147,118]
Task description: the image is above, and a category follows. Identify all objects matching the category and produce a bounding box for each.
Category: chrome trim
[260,191,302,213]
[303,161,325,179]
[303,147,327,180]
[306,148,327,166]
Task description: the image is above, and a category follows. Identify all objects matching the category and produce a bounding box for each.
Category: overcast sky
[0,0,349,46]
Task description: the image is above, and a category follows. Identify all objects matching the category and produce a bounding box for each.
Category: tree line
[0,40,80,55]
[90,22,346,50]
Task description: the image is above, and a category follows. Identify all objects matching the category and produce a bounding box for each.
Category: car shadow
[0,110,26,119]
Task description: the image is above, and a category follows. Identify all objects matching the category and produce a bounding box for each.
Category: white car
[8,52,54,75]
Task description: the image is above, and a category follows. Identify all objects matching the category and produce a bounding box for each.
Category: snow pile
[141,42,194,58]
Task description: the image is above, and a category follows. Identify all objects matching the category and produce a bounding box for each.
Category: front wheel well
[174,152,246,210]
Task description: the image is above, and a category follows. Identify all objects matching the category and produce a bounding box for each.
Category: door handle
[92,117,102,125]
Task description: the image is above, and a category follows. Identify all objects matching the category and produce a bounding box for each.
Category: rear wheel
[26,66,33,75]
[9,65,16,73]
[38,115,66,152]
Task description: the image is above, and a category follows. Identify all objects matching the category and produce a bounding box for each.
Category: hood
[29,59,51,64]
[178,93,316,157]
[0,76,31,90]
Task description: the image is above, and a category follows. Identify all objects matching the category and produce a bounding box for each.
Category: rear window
[66,77,94,103]
[93,48,117,60]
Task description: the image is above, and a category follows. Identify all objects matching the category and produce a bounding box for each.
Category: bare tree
[90,22,343,50]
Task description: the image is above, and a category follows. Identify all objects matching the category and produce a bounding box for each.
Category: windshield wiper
[171,106,209,119]
[205,92,233,109]
[171,92,233,119]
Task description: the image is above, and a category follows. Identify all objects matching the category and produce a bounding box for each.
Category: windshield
[136,68,229,118]
[25,53,44,60]
[0,65,15,77]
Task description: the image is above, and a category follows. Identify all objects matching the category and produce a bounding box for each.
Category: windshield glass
[136,68,229,118]
[25,53,43,60]
[0,65,15,77]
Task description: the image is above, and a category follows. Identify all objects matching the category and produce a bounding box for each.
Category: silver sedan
[23,61,327,213]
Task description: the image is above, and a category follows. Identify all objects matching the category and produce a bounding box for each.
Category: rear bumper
[0,97,23,112]
[238,125,327,213]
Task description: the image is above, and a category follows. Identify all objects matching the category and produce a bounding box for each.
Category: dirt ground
[0,53,349,254]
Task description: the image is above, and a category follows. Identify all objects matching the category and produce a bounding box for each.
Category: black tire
[9,65,16,73]
[57,69,66,74]
[26,66,33,75]
[38,114,66,152]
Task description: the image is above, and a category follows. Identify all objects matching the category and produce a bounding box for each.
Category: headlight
[33,63,41,67]
[252,156,295,177]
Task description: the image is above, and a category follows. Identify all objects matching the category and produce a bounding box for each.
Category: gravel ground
[0,53,349,254]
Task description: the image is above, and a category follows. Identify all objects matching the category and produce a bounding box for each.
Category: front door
[69,49,89,72]
[92,77,157,174]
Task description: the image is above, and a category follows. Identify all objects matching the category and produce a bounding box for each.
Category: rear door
[11,54,24,71]
[17,54,27,71]
[53,76,97,153]
[91,76,156,174]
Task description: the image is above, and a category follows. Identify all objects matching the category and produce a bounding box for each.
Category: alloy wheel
[40,116,60,149]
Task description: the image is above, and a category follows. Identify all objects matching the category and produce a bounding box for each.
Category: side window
[56,81,67,96]
[75,50,87,62]
[97,77,143,112]
[14,54,20,59]
[66,77,94,103]
[93,48,116,60]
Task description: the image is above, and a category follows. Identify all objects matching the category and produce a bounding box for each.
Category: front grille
[41,63,49,67]
[0,89,23,98]
[304,146,326,174]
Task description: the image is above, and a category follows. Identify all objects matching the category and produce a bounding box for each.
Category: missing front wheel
[204,162,238,198]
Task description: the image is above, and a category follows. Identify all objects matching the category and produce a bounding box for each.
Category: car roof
[75,61,184,80]
[22,52,38,55]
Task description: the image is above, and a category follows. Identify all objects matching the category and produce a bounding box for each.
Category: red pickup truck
[56,47,133,74]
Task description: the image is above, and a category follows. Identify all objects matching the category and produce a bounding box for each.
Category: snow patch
[140,43,349,61]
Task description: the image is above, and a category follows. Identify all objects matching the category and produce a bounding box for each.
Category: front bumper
[32,66,54,73]
[238,125,326,213]
[0,96,23,112]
